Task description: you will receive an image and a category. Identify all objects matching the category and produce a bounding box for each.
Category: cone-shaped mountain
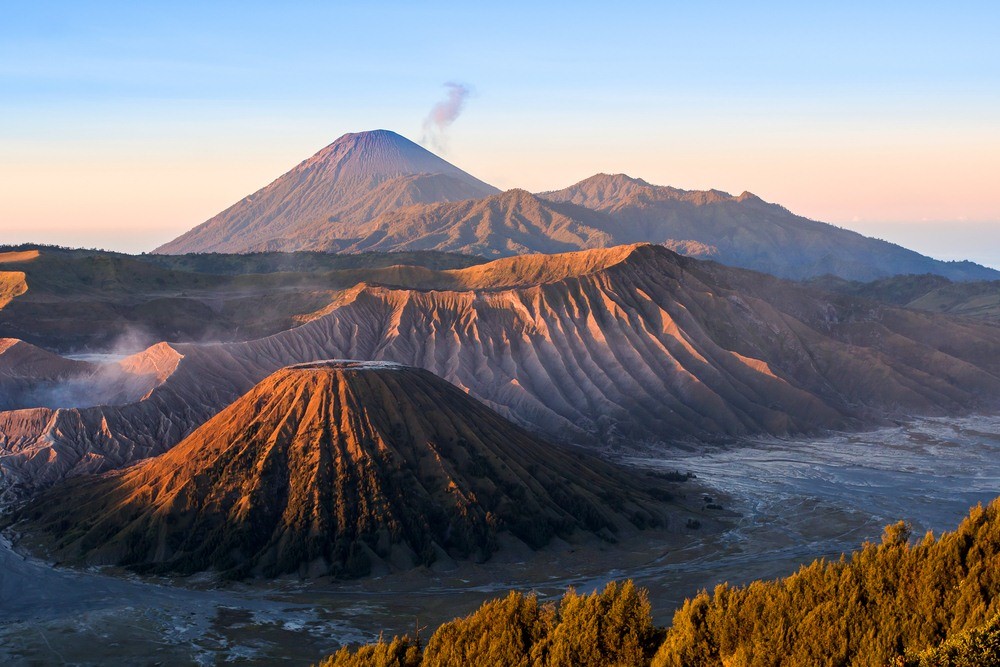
[155,130,499,254]
[12,361,671,578]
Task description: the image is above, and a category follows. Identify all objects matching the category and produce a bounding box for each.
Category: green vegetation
[316,499,1000,666]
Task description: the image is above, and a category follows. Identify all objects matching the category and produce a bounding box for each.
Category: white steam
[10,327,158,410]
[421,82,471,152]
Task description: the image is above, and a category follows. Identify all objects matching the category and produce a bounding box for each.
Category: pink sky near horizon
[3,2,999,268]
[2,123,999,266]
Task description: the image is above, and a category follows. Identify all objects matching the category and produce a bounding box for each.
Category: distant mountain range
[155,130,999,282]
[539,174,998,281]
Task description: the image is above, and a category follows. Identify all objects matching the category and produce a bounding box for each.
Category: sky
[1,1,998,266]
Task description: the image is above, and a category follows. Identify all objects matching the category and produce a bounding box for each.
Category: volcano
[12,361,671,578]
[154,133,998,282]
[154,130,499,254]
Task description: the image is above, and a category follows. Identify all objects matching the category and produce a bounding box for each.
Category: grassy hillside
[0,270,27,308]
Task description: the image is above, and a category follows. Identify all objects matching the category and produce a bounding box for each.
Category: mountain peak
[294,129,487,185]
[154,130,498,254]
[494,187,538,203]
[582,173,651,187]
[340,128,400,140]
[14,362,668,578]
[308,129,407,161]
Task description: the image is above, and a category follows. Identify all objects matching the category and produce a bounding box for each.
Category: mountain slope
[0,245,486,351]
[154,130,499,254]
[541,174,999,281]
[308,188,619,257]
[0,271,27,309]
[810,273,1000,322]
[10,361,672,578]
[153,134,995,281]
[3,245,1000,499]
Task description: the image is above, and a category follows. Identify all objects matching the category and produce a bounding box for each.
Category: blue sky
[2,1,998,263]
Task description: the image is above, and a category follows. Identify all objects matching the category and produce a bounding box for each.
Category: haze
[1,1,998,263]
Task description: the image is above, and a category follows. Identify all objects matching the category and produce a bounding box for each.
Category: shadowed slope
[155,130,499,254]
[810,273,1000,322]
[0,338,178,411]
[0,338,93,410]
[11,362,669,578]
[308,189,618,257]
[541,174,999,281]
[327,172,498,226]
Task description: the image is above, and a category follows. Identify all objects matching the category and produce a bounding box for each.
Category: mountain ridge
[307,188,619,257]
[541,173,999,281]
[155,133,998,281]
[3,244,1000,499]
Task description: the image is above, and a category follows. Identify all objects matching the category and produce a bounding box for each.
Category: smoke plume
[422,82,471,152]
[13,326,157,410]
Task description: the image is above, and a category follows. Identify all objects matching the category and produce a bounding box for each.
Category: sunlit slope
[3,244,1000,497]
[318,498,1000,666]
[653,499,1000,666]
[11,362,674,578]
[0,272,27,309]
[155,130,499,254]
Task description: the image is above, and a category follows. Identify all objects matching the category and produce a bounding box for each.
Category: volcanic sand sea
[0,415,998,665]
